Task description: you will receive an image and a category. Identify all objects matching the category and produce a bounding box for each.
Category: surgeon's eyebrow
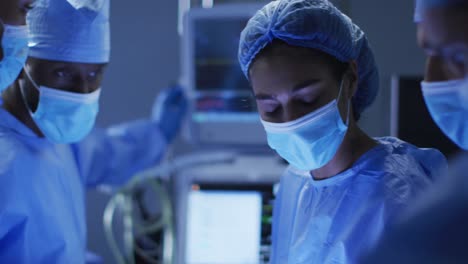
[291,79,321,93]
[254,93,276,101]
[254,79,321,100]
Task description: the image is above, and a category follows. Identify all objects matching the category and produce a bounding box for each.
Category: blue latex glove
[152,85,188,143]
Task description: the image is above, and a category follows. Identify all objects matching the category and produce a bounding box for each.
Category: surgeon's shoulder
[371,137,447,201]
[0,131,37,179]
[377,136,447,177]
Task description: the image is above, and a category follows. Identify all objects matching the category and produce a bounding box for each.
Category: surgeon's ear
[347,60,359,99]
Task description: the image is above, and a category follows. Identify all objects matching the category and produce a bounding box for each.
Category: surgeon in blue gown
[0,0,34,94]
[361,0,468,263]
[238,0,448,263]
[0,0,186,262]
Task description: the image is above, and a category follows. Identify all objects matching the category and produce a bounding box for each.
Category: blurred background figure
[0,0,186,262]
[0,0,34,94]
[362,0,468,263]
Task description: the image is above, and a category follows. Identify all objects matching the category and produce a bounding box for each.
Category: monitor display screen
[192,18,257,123]
[185,184,274,264]
[182,5,270,146]
[195,19,250,93]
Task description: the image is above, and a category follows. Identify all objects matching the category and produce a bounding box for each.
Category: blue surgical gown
[361,152,468,264]
[270,137,447,264]
[0,107,167,263]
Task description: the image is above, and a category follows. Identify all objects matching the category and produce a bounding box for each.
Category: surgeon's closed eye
[298,98,317,106]
[443,58,466,79]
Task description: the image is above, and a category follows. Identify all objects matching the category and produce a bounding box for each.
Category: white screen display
[186,190,262,264]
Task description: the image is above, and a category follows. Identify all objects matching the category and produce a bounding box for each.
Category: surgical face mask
[21,68,101,144]
[261,82,350,171]
[422,77,468,150]
[0,25,29,93]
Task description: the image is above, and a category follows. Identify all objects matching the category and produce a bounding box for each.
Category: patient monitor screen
[186,184,274,264]
[193,18,257,122]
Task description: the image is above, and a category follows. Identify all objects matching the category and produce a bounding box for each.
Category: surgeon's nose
[73,76,95,94]
[282,102,310,123]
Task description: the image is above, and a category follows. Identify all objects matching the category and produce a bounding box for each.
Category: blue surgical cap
[414,0,424,22]
[27,0,110,64]
[414,0,466,22]
[238,0,379,120]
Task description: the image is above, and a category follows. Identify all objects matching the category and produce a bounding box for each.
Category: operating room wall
[95,0,427,136]
[86,0,426,262]
[86,0,180,263]
[350,0,426,136]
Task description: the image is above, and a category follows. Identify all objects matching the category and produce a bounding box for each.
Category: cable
[103,151,236,264]
[103,194,127,264]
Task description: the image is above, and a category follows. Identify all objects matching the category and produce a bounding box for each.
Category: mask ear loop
[22,66,41,92]
[19,66,41,115]
[336,78,351,126]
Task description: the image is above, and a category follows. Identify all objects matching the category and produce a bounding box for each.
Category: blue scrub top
[270,137,447,264]
[361,151,468,264]
[0,107,167,263]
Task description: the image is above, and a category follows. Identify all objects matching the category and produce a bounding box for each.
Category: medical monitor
[181,4,267,146]
[185,183,274,264]
[172,154,285,264]
[391,75,461,158]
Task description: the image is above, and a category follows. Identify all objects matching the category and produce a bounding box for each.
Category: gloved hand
[152,85,188,143]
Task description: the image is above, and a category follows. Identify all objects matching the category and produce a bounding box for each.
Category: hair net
[414,0,424,22]
[27,0,110,64]
[414,0,466,22]
[238,0,379,120]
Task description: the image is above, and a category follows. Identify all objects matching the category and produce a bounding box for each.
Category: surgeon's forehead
[419,5,468,51]
[28,57,107,67]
